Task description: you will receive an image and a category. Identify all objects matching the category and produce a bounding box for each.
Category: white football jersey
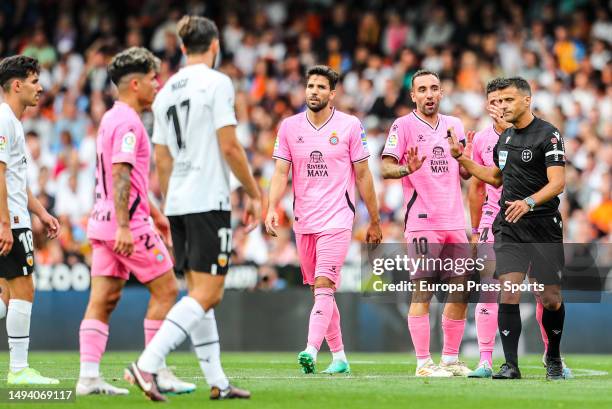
[0,103,31,229]
[152,64,237,216]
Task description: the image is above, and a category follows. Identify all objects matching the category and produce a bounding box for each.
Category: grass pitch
[1,352,611,409]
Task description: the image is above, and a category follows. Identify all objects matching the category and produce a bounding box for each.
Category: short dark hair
[305,65,339,90]
[177,15,219,54]
[411,69,440,88]
[107,47,160,85]
[486,77,508,95]
[0,55,40,91]
[499,76,531,96]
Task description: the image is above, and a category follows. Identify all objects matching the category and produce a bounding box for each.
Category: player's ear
[210,38,220,54]
[180,44,187,55]
[329,88,336,101]
[410,90,416,103]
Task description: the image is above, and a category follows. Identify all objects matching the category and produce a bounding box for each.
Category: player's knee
[313,276,335,289]
[102,290,122,313]
[151,282,179,306]
[540,295,562,311]
[189,290,223,310]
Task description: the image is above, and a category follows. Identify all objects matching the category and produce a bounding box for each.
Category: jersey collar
[412,110,440,131]
[305,107,335,131]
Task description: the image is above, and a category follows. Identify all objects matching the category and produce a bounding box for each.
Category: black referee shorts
[169,211,232,276]
[0,228,35,280]
[493,212,564,285]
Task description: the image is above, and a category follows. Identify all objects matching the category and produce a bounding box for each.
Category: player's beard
[419,100,438,116]
[307,97,329,113]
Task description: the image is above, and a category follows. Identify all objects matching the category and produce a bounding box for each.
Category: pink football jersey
[273,108,370,234]
[471,124,502,227]
[87,101,151,241]
[382,111,466,234]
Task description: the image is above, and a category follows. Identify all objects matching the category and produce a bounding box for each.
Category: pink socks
[306,287,335,351]
[408,314,431,362]
[475,302,498,366]
[325,299,343,353]
[144,319,163,346]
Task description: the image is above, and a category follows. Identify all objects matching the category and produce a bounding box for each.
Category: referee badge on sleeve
[499,150,508,169]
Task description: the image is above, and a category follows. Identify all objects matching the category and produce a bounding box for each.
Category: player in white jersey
[127,16,261,401]
[0,55,60,384]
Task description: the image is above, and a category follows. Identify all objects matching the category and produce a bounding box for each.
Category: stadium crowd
[0,0,609,280]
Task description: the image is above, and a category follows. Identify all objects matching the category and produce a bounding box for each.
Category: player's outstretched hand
[40,211,60,239]
[405,146,426,173]
[265,209,279,237]
[365,221,382,246]
[113,226,134,256]
[244,197,262,233]
[0,222,13,256]
[463,130,475,159]
[446,127,463,159]
[504,200,530,223]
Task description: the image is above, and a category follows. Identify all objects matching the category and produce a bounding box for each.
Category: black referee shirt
[493,116,565,218]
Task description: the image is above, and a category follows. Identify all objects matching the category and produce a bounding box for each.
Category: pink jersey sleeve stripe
[382,152,401,161]
[272,154,291,162]
[351,154,370,163]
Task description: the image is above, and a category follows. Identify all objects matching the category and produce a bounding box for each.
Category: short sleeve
[151,100,168,146]
[381,119,407,161]
[0,116,12,165]
[349,119,370,163]
[542,128,566,167]
[212,76,238,130]
[272,120,291,162]
[111,124,139,166]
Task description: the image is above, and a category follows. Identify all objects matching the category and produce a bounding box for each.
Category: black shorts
[0,228,35,280]
[169,211,232,276]
[493,212,564,285]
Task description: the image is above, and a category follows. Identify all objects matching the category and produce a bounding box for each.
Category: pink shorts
[405,229,470,281]
[295,228,352,287]
[90,227,173,283]
[477,223,496,260]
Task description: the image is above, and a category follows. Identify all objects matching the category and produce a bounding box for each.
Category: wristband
[472,228,479,235]
[452,152,463,159]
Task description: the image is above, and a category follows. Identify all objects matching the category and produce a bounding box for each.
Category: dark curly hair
[0,55,40,91]
[306,65,339,90]
[107,47,160,85]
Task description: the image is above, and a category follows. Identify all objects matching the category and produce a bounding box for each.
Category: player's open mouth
[425,102,435,108]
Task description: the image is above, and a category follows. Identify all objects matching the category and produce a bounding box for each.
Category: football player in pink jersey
[266,65,382,374]
[466,78,511,377]
[381,70,473,377]
[77,48,193,396]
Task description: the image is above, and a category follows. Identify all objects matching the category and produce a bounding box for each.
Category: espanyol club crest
[521,149,532,162]
[329,131,339,145]
[499,151,508,169]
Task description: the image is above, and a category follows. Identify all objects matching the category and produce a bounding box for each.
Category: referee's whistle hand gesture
[504,200,530,223]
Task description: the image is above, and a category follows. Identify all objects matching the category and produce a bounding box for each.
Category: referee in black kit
[447,77,568,380]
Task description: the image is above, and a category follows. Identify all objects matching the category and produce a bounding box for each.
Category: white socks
[7,299,32,373]
[190,309,229,390]
[332,350,347,362]
[79,362,100,378]
[137,297,205,373]
[441,354,459,364]
[304,345,318,361]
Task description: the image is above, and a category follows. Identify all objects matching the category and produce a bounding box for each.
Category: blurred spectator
[0,0,608,271]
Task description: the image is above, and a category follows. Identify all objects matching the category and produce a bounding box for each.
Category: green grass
[1,352,612,408]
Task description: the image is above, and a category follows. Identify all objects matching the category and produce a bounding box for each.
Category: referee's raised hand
[504,200,530,223]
